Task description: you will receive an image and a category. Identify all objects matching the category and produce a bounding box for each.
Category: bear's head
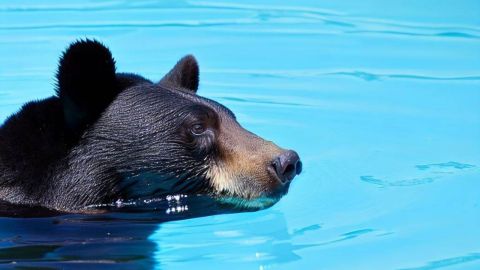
[54,40,302,210]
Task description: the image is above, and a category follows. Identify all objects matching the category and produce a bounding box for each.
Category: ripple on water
[292,224,322,236]
[415,161,476,171]
[204,69,480,82]
[360,175,437,187]
[291,228,391,251]
[399,253,480,270]
[361,161,476,187]
[1,0,479,44]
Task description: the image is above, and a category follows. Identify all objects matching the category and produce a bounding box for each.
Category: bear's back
[0,97,70,188]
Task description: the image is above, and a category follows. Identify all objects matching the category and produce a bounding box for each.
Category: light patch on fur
[206,161,247,198]
[206,160,280,210]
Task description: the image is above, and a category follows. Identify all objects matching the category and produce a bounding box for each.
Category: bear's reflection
[0,197,299,269]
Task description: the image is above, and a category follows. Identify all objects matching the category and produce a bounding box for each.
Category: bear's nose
[271,150,302,184]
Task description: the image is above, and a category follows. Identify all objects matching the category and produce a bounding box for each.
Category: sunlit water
[1,1,480,269]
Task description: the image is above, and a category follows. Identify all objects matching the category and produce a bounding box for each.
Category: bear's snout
[269,150,302,184]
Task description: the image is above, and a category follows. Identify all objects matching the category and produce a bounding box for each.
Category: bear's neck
[42,140,123,211]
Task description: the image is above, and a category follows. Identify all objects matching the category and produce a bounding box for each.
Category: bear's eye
[190,123,206,135]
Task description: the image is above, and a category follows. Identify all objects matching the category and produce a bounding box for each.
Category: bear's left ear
[56,39,119,132]
[159,55,199,93]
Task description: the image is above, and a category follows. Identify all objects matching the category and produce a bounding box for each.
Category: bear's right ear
[159,55,199,93]
[56,39,119,132]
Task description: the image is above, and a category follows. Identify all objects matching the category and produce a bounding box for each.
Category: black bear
[0,39,302,213]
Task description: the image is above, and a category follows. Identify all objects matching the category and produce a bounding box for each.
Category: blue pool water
[1,1,480,269]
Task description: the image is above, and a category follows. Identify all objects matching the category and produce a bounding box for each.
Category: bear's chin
[215,196,281,210]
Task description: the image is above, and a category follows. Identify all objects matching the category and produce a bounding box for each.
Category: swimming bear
[0,39,302,213]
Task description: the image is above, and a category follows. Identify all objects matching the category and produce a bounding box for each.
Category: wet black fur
[0,39,227,211]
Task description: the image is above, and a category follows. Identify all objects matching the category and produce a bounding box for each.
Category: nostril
[284,164,295,178]
[295,160,303,175]
[271,158,284,182]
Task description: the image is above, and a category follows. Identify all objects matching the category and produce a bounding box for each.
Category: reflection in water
[0,211,158,268]
[0,198,323,269]
[0,195,251,269]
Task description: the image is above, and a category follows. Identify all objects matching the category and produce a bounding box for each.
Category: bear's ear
[159,55,199,93]
[56,39,119,132]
